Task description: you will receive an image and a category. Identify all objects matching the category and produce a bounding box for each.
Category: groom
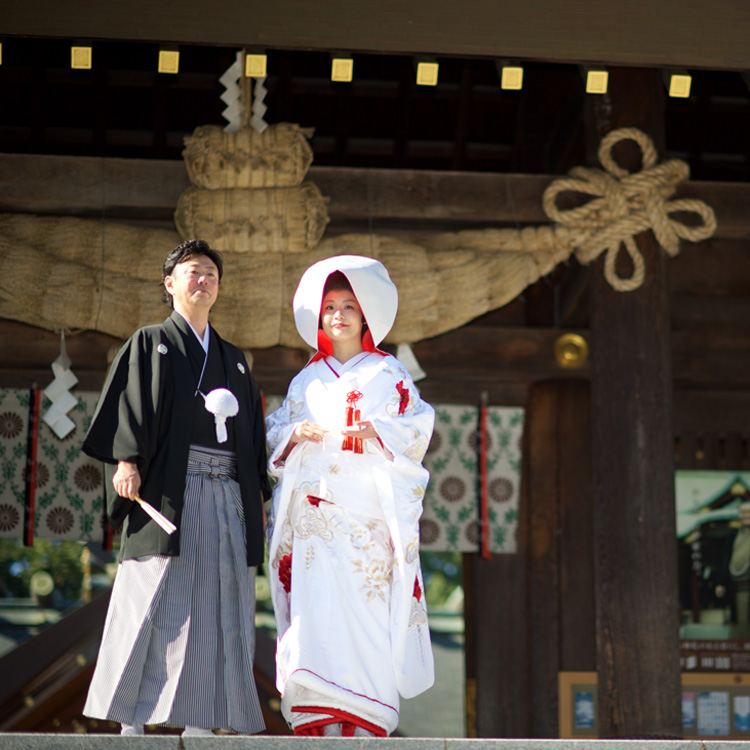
[82,238,269,736]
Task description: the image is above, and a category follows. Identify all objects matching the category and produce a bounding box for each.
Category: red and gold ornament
[342,389,363,453]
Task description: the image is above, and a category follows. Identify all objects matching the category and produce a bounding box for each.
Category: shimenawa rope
[542,127,716,291]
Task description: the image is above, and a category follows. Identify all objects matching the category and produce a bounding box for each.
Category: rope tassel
[343,390,363,454]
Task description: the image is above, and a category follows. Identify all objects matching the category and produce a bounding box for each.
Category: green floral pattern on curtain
[420,404,523,553]
[0,389,103,541]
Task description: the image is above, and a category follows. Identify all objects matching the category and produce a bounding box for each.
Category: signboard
[560,671,750,739]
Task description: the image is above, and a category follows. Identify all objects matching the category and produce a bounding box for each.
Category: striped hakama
[84,445,265,734]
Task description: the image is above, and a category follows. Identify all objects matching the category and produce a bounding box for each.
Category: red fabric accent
[315,328,334,360]
[103,517,114,551]
[23,388,41,547]
[274,438,297,467]
[413,577,422,602]
[346,390,363,406]
[279,553,292,593]
[307,345,388,365]
[306,495,327,507]
[294,723,325,736]
[310,322,380,364]
[396,380,410,415]
[291,706,387,737]
[479,401,491,560]
[342,391,364,453]
[361,328,376,352]
[342,406,354,451]
[352,405,363,453]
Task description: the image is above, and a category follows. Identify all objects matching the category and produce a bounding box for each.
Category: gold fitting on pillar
[554,333,589,368]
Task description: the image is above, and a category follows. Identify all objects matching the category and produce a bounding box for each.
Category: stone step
[0,735,729,750]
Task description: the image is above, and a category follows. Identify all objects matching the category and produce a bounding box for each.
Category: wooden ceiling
[3,0,750,70]
[1,38,750,182]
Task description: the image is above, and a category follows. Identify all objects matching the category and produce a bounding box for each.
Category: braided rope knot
[543,127,717,291]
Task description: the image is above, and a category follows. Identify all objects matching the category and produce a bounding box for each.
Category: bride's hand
[342,420,379,440]
[291,420,329,444]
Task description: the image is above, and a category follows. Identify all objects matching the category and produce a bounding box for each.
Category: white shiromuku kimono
[266,351,435,736]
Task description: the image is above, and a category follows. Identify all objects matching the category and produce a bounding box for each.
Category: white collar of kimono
[175,312,238,443]
[292,255,398,350]
[176,311,211,353]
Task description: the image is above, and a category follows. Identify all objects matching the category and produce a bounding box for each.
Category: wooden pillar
[525,380,595,736]
[587,67,682,738]
[463,380,593,738]
[558,381,595,673]
[463,550,529,737]
[524,382,562,737]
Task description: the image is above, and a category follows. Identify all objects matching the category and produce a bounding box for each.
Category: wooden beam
[1,153,748,238]
[0,322,122,391]
[674,391,750,435]
[0,153,188,219]
[671,239,750,293]
[313,166,551,225]
[4,318,750,395]
[411,328,587,382]
[2,0,749,70]
[412,327,750,389]
[588,67,682,739]
[3,308,748,457]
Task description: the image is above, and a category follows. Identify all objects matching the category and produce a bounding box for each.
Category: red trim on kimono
[291,706,388,737]
[307,328,386,365]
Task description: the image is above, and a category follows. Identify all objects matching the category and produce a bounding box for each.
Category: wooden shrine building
[1,0,750,740]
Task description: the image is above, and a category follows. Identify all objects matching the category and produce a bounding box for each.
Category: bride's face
[320,289,364,345]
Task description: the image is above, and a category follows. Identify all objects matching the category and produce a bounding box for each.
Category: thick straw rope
[0,128,719,347]
[543,127,716,291]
